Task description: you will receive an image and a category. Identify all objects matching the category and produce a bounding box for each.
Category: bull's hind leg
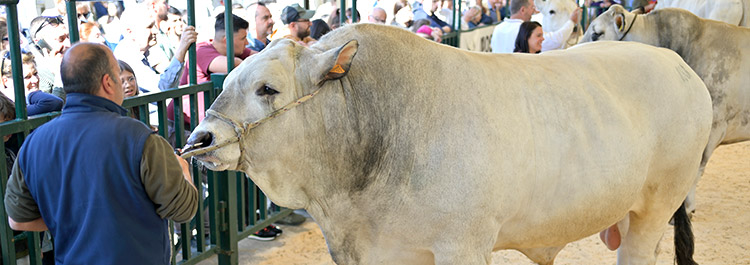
[616,211,670,265]
[517,245,565,265]
[686,124,726,215]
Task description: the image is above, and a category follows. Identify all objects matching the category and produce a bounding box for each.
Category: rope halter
[179,85,325,168]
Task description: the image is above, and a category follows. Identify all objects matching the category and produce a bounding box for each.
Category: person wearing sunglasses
[28,15,70,99]
[368,7,388,24]
[29,16,69,60]
[281,4,317,47]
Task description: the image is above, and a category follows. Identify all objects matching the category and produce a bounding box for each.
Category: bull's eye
[549,10,555,15]
[592,31,603,41]
[256,85,279,96]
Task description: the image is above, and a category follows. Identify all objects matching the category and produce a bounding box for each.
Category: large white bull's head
[534,0,578,32]
[579,5,643,43]
[184,38,358,207]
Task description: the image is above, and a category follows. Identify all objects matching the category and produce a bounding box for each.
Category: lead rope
[618,14,638,41]
[179,85,326,160]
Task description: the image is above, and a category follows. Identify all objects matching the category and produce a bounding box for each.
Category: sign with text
[458,24,497,53]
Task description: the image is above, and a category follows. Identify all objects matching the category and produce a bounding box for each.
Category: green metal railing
[0,1,291,265]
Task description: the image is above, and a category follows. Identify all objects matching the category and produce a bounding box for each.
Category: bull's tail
[673,202,698,265]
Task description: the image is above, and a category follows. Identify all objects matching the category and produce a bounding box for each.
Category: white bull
[579,5,750,216]
[186,24,711,264]
[654,0,750,27]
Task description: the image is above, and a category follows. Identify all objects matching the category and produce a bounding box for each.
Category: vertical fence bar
[224,0,234,73]
[351,0,358,23]
[207,170,219,247]
[26,232,40,265]
[187,0,197,85]
[451,0,457,30]
[340,0,346,26]
[65,0,79,42]
[210,74,237,265]
[6,2,26,119]
[217,170,238,265]
[457,0,462,33]
[247,178,256,225]
[257,185,267,220]
[180,222,191,260]
[186,1,201,257]
[157,101,169,139]
[193,163,206,252]
[0,142,15,265]
[236,174,246,231]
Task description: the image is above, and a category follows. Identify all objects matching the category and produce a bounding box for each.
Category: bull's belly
[492,196,636,250]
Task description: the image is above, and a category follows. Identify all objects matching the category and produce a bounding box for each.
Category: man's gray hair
[510,0,531,15]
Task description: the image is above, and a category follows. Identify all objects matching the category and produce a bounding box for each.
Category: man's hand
[174,153,196,189]
[175,26,198,63]
[431,27,444,43]
[462,7,480,23]
[570,8,582,23]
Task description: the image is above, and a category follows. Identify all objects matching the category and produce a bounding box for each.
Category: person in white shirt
[490,0,580,53]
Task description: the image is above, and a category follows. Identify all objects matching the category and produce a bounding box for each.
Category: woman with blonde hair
[0,51,63,115]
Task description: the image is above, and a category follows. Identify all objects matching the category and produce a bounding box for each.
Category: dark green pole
[6,1,26,119]
[451,0,457,30]
[352,0,358,23]
[340,0,346,26]
[225,0,234,73]
[65,0,79,42]
[212,74,238,265]
[457,0,462,31]
[0,4,20,263]
[188,0,197,85]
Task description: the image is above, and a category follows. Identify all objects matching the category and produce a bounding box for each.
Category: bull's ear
[324,40,359,81]
[614,13,625,31]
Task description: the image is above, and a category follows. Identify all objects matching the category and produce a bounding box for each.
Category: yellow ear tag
[330,64,346,74]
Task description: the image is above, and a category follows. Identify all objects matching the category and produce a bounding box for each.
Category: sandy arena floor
[204,141,749,265]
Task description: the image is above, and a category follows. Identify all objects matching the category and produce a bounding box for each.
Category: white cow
[186,24,711,265]
[534,0,583,48]
[654,0,750,27]
[580,5,750,216]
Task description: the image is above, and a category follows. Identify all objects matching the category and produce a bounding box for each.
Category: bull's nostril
[187,131,214,149]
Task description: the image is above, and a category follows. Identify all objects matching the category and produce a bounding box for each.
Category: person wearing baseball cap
[281,3,317,47]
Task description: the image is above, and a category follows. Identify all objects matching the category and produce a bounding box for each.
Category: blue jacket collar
[63,93,128,116]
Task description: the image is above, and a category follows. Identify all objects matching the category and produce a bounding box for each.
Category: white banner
[458,25,497,53]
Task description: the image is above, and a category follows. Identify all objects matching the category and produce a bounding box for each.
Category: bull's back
[686,21,750,143]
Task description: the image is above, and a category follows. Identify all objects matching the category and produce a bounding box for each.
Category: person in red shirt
[167,12,255,125]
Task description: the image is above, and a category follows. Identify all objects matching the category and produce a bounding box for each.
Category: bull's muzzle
[183,130,214,155]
